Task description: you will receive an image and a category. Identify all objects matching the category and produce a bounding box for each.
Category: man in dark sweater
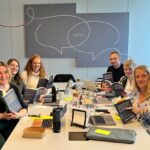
[107,51,125,82]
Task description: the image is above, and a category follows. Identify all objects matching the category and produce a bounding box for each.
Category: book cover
[37,76,53,89]
[114,99,136,124]
[23,87,45,104]
[103,72,113,82]
[112,82,124,97]
[3,89,22,112]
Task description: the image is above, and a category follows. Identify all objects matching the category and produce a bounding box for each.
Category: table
[2,103,150,150]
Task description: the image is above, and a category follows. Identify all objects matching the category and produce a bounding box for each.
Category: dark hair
[7,58,23,84]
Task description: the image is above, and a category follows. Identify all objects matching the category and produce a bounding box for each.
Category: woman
[132,65,150,132]
[0,61,27,148]
[7,58,26,97]
[120,59,136,95]
[21,54,46,89]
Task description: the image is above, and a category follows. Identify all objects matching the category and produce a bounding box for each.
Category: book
[36,76,53,89]
[111,82,124,97]
[103,72,113,82]
[3,89,23,112]
[103,80,124,97]
[114,99,136,124]
[23,87,45,104]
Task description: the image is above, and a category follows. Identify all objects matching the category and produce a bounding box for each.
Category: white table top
[2,103,150,150]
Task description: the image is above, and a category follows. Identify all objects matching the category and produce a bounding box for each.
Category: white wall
[0,0,150,80]
[128,0,150,66]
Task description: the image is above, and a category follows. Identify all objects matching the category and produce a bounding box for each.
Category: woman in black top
[0,61,27,148]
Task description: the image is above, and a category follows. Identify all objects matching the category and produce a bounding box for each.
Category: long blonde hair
[134,65,150,99]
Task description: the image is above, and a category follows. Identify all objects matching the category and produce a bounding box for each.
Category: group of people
[0,51,150,149]
[0,54,47,149]
[105,51,150,133]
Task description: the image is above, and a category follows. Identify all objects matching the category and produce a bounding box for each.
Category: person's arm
[10,108,27,119]
[132,100,149,115]
[0,112,15,119]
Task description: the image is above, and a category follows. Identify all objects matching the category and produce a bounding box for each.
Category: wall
[0,0,150,80]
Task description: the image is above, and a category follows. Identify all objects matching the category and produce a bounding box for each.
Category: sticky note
[114,114,121,120]
[94,129,111,135]
[31,115,53,120]
[64,97,73,102]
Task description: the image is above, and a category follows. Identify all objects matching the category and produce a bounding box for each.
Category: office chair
[53,74,76,82]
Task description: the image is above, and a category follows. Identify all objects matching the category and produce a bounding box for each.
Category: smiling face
[109,53,121,68]
[0,66,10,86]
[9,60,19,76]
[31,57,41,73]
[124,66,134,78]
[135,68,149,91]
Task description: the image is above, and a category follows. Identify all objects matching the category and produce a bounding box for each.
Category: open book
[114,99,136,124]
[36,76,53,89]
[23,87,45,104]
[103,80,124,97]
[112,82,124,97]
[3,89,23,112]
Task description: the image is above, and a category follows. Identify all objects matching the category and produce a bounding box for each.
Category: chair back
[53,74,76,82]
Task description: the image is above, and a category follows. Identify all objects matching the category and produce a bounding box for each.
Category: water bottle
[52,86,57,102]
[53,108,61,133]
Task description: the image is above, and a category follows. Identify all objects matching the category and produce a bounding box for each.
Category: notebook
[32,119,53,128]
[89,114,116,125]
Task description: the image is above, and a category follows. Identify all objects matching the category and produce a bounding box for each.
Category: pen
[28,114,41,117]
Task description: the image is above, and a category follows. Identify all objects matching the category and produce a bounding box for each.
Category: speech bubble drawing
[34,15,90,55]
[66,20,120,60]
[25,5,129,67]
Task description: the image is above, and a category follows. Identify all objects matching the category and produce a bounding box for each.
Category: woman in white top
[132,65,150,132]
[21,54,46,89]
[120,59,136,96]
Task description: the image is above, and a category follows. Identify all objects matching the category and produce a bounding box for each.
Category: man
[107,51,125,82]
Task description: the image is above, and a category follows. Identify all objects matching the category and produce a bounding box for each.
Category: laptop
[89,114,116,125]
[83,80,97,91]
[53,82,68,91]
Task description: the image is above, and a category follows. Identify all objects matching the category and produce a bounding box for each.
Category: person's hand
[9,112,21,119]
[41,88,48,94]
[132,101,143,115]
[38,94,45,104]
[121,91,127,97]
[101,81,113,92]
[0,112,20,119]
[104,85,113,93]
